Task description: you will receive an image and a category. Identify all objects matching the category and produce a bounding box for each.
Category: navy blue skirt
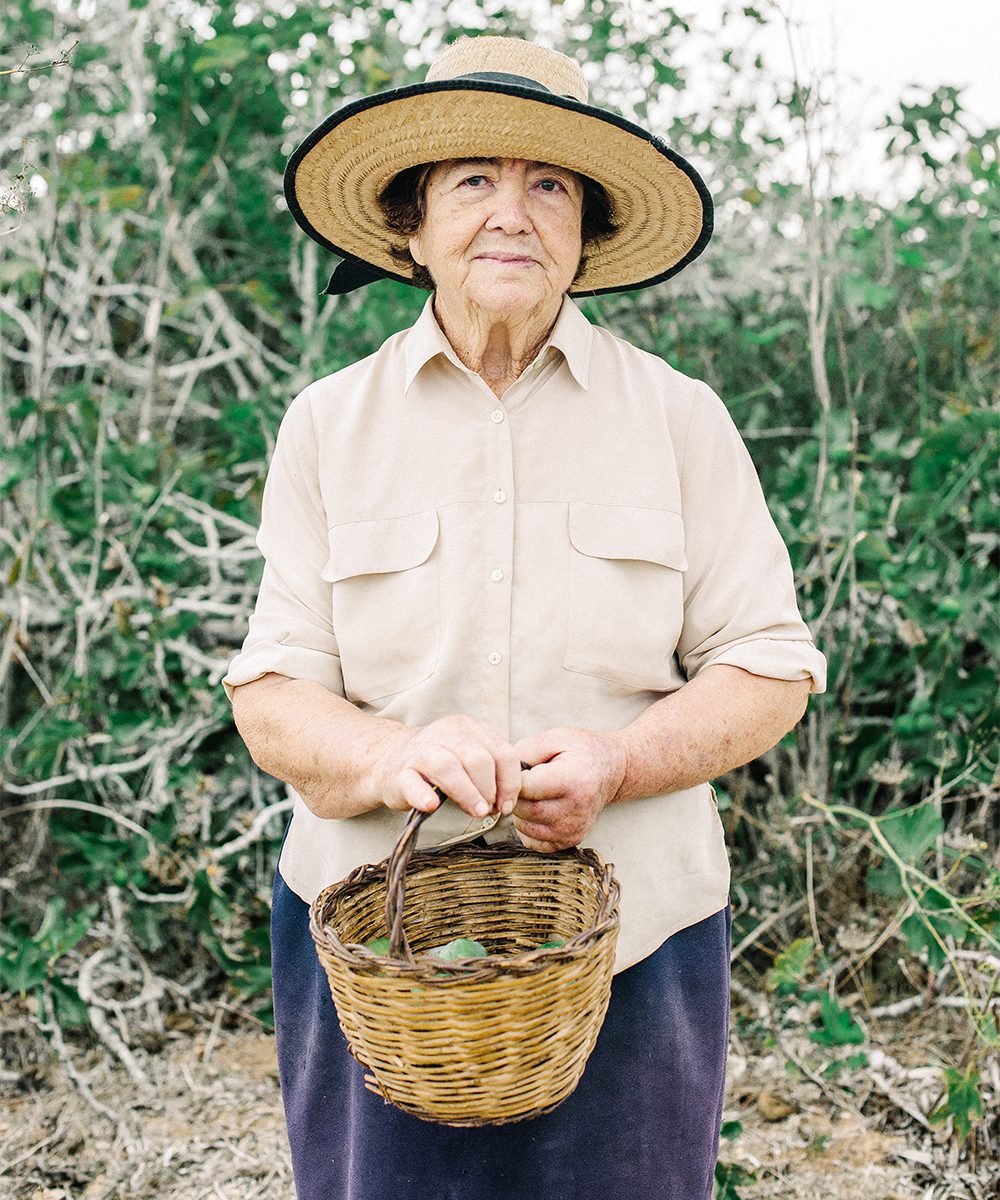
[272,865,730,1200]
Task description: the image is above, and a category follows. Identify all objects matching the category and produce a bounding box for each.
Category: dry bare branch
[210,796,295,862]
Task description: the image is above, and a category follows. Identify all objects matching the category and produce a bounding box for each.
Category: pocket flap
[322,510,440,583]
[568,504,688,570]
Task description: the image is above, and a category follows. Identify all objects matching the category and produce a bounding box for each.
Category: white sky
[821,0,997,125]
[670,0,999,197]
[684,0,999,125]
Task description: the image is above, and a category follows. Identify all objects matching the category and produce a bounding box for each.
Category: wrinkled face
[408,157,584,317]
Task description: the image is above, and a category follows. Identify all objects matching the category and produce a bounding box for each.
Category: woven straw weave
[425,35,589,103]
[285,35,712,295]
[310,807,621,1126]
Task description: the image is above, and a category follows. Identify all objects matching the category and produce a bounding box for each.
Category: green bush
[1,0,996,1137]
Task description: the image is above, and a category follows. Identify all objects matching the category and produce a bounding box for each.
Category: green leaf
[0,941,49,993]
[900,890,967,969]
[0,899,97,997]
[766,937,815,995]
[229,962,273,998]
[363,937,391,956]
[929,1066,984,1142]
[49,977,90,1029]
[877,804,944,862]
[842,275,898,310]
[895,246,927,269]
[192,35,251,73]
[187,869,232,935]
[427,937,489,961]
[35,898,100,963]
[0,258,42,286]
[743,318,799,345]
[809,994,865,1046]
[867,858,905,899]
[653,60,681,87]
[714,1160,757,1200]
[97,185,145,211]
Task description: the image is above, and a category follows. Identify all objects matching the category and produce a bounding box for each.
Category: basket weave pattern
[309,809,620,1126]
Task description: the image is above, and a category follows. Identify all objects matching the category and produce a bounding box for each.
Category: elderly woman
[224,35,825,1200]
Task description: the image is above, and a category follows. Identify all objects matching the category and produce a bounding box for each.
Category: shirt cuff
[686,638,828,694]
[221,642,345,702]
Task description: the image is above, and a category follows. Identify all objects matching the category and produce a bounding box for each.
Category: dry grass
[1,1002,290,1200]
[2,989,997,1200]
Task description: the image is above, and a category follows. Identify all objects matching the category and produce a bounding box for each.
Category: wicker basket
[309,804,621,1126]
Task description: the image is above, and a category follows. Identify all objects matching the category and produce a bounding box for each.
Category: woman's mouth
[476,253,537,266]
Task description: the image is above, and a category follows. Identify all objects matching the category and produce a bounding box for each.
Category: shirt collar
[403,293,593,395]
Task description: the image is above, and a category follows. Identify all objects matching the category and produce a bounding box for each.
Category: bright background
[1,4,997,1191]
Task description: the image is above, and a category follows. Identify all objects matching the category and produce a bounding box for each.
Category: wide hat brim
[283,73,713,296]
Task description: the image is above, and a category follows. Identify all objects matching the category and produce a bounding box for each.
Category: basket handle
[384,768,529,961]
[384,802,434,962]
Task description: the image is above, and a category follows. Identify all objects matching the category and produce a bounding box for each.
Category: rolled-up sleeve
[676,381,827,693]
[221,387,345,701]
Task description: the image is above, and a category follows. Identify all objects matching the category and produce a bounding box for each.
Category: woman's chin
[460,277,558,318]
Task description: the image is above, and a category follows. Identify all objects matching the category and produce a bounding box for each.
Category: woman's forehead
[433,158,580,178]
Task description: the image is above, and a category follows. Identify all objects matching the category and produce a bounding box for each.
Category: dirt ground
[1,995,997,1200]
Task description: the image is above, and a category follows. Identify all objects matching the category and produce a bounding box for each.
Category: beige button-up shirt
[223,294,827,971]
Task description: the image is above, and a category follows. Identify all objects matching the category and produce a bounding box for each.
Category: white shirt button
[491,409,505,423]
[490,568,504,582]
[488,651,502,665]
[493,489,507,504]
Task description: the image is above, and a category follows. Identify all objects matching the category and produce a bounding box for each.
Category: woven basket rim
[309,839,620,982]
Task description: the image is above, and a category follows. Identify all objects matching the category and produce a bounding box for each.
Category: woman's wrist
[605,666,811,806]
[352,723,415,814]
[232,674,410,819]
[604,729,636,806]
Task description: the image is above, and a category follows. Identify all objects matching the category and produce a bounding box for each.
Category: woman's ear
[409,232,426,267]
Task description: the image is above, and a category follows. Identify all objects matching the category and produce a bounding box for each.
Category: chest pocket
[564,503,688,690]
[321,510,440,703]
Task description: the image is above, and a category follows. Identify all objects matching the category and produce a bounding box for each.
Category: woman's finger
[396,767,445,812]
[513,819,564,853]
[517,760,565,802]
[377,715,523,818]
[513,726,571,767]
[512,797,572,845]
[478,732,523,813]
[408,745,498,818]
[425,722,523,815]
[443,743,499,813]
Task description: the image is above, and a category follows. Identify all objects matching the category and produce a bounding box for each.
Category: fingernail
[501,799,515,815]
[474,801,490,817]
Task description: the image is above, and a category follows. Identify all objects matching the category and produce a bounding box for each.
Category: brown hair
[377,160,620,290]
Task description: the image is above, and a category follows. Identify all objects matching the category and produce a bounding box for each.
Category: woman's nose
[485,181,533,233]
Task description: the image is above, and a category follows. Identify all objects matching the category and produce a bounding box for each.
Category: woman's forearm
[231,665,811,822]
[229,674,408,819]
[609,664,812,805]
[232,676,527,821]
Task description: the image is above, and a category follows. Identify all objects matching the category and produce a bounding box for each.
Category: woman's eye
[537,178,565,193]
[462,175,489,187]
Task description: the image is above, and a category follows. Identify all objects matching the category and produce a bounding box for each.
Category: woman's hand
[370,714,523,820]
[510,726,628,852]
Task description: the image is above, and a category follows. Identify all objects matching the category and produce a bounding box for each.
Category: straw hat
[283,36,713,297]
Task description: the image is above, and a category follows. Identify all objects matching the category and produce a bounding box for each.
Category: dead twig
[0,40,78,77]
[866,1069,934,1132]
[33,986,126,1128]
[4,798,158,845]
[210,795,294,862]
